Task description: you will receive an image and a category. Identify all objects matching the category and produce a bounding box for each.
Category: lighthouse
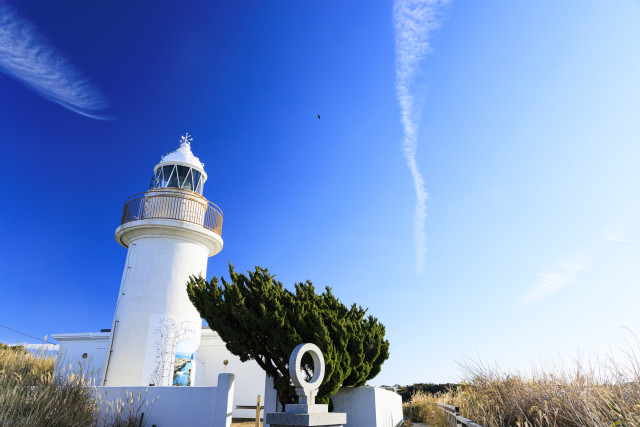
[102,133,223,387]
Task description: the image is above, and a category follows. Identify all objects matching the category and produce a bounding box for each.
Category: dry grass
[0,345,99,426]
[404,350,640,426]
[0,345,153,426]
[403,389,453,426]
[101,389,157,427]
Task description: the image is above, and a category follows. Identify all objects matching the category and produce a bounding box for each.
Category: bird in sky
[317,114,320,119]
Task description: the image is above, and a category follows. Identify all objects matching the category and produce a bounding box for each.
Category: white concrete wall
[104,231,210,386]
[96,373,234,427]
[263,375,284,427]
[198,328,266,419]
[53,328,268,419]
[53,332,110,386]
[331,387,403,427]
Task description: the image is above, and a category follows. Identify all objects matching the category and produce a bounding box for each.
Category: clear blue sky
[1,0,639,385]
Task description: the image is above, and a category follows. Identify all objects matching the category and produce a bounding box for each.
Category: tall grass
[0,345,99,426]
[404,350,640,426]
[102,389,156,427]
[403,389,452,425]
[0,345,152,426]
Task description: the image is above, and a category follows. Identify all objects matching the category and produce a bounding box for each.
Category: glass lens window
[192,170,201,193]
[161,166,173,187]
[176,166,192,190]
[167,166,179,188]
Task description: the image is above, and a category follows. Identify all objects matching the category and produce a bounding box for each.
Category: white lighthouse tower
[102,133,223,387]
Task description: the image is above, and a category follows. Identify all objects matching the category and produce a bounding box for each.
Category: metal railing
[120,191,223,236]
[438,403,483,427]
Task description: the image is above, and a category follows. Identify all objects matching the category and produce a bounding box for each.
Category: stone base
[286,404,328,414]
[266,411,346,427]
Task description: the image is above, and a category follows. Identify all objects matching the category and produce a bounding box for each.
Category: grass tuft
[0,344,99,426]
[404,350,640,426]
[0,344,155,426]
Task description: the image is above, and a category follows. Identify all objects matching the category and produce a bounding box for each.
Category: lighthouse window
[151,165,202,192]
[192,170,201,193]
[167,166,179,188]
[150,169,161,189]
[160,166,173,187]
[177,166,192,190]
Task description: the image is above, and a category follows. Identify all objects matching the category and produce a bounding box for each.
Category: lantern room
[150,133,207,194]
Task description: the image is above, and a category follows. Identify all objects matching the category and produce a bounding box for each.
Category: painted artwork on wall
[142,314,201,386]
[173,339,197,386]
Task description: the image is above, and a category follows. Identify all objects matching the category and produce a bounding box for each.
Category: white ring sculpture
[289,343,325,405]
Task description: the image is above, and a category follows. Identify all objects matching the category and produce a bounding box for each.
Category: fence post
[256,395,262,427]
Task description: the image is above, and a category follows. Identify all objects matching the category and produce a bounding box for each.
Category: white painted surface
[331,387,403,427]
[114,217,223,255]
[103,226,216,386]
[52,332,110,385]
[53,327,267,418]
[197,328,266,418]
[103,142,223,387]
[155,139,207,180]
[263,374,279,427]
[96,373,234,427]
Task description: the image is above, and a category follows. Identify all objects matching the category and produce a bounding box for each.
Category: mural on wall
[173,339,197,386]
[142,314,200,386]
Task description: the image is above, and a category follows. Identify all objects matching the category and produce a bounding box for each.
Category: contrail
[0,5,109,119]
[393,0,449,272]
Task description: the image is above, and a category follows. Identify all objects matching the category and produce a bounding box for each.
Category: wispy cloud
[393,0,450,272]
[0,5,109,119]
[603,233,630,243]
[520,256,592,306]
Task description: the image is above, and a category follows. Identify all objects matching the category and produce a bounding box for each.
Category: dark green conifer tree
[186,263,390,408]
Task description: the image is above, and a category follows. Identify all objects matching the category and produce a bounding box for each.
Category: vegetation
[0,343,27,354]
[187,263,390,408]
[397,382,458,402]
[0,344,152,426]
[0,343,99,426]
[403,353,640,426]
[403,390,450,426]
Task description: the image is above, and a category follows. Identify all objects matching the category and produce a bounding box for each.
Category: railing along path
[120,191,223,236]
[438,403,483,427]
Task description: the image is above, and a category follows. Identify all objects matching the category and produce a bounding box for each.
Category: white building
[53,134,265,417]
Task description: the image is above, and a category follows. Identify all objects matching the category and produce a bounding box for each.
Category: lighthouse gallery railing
[120,191,223,236]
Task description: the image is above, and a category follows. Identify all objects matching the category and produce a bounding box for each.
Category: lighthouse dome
[150,133,208,194]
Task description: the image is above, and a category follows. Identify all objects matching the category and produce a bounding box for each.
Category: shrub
[187,263,390,408]
[397,383,459,402]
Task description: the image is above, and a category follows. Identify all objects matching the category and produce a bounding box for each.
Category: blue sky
[1,0,639,385]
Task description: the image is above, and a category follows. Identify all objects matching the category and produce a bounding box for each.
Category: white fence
[96,373,234,427]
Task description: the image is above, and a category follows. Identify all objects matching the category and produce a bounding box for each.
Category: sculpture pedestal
[268,344,345,427]
[266,404,346,427]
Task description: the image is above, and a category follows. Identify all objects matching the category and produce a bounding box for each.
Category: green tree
[186,263,390,408]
